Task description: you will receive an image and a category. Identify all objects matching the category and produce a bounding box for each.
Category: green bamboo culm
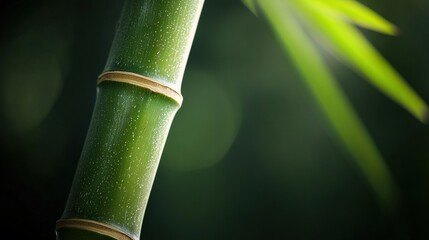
[56,1,205,239]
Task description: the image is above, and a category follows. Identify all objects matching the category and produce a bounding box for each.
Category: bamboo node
[56,218,137,240]
[97,71,183,105]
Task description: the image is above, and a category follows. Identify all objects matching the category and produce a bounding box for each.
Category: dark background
[1,0,429,239]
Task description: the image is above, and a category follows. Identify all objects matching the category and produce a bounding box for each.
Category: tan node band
[56,218,137,240]
[98,71,183,105]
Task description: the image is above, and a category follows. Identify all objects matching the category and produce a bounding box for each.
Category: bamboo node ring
[56,218,137,240]
[97,71,183,105]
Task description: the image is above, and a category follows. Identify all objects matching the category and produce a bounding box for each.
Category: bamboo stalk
[56,1,204,239]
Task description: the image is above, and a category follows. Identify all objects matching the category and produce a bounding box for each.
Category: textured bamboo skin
[57,0,204,239]
[59,84,178,239]
[105,0,205,92]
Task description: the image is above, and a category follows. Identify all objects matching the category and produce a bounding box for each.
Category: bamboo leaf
[243,0,259,16]
[252,0,396,208]
[295,0,429,122]
[316,0,398,35]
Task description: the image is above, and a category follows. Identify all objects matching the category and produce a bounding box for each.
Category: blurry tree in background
[1,0,429,239]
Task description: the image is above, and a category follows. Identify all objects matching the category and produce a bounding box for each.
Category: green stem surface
[57,0,204,239]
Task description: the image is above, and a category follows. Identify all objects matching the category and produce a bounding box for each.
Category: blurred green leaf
[295,0,428,122]
[315,0,398,35]
[243,0,405,208]
[242,0,258,16]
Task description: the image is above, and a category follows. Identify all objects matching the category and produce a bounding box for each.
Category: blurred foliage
[1,0,429,239]
[244,0,428,209]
